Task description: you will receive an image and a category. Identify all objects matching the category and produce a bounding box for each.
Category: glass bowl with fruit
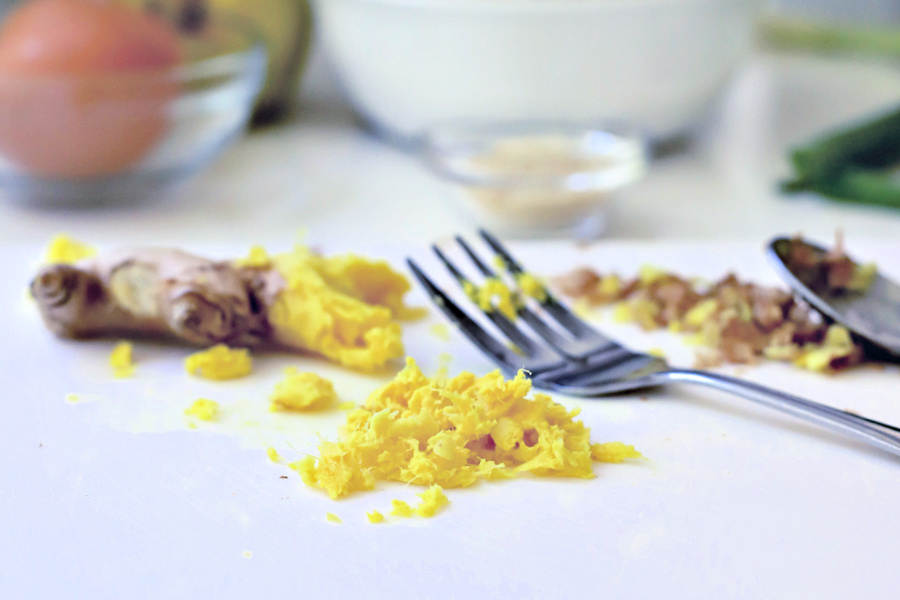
[0,0,268,206]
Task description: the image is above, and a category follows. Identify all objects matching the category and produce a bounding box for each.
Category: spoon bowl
[767,236,900,359]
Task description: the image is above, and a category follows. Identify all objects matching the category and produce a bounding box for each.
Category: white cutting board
[3,238,900,600]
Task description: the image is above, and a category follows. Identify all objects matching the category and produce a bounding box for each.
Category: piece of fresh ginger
[30,242,417,371]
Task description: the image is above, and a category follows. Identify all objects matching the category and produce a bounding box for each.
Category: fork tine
[431,244,468,282]
[476,229,524,274]
[430,246,562,364]
[455,235,494,277]
[456,234,612,359]
[478,229,600,337]
[407,259,519,372]
[406,259,563,375]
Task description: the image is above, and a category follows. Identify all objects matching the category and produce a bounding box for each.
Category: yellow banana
[211,0,312,123]
[118,0,312,123]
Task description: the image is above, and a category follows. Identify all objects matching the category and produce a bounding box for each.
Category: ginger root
[31,241,416,371]
[31,247,280,346]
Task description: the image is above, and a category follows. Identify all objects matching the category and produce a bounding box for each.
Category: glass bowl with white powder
[423,121,647,239]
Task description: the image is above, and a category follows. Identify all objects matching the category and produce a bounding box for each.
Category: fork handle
[655,368,900,459]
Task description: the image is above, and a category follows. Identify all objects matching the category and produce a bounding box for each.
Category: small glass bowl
[0,10,266,207]
[423,121,647,238]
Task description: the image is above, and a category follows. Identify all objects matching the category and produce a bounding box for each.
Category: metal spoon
[767,236,900,359]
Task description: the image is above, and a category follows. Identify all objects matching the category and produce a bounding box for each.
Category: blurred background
[770,0,900,22]
[302,0,900,121]
[1,0,900,243]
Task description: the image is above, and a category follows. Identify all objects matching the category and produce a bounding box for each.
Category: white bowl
[313,0,761,146]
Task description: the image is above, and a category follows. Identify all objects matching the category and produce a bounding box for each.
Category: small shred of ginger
[415,485,449,518]
[466,277,518,321]
[326,512,342,524]
[430,323,451,341]
[597,274,622,299]
[269,367,336,412]
[628,298,662,331]
[44,234,96,264]
[185,398,220,421]
[366,510,385,524]
[234,245,272,268]
[638,264,667,285]
[390,499,414,518]
[793,324,856,372]
[515,272,547,302]
[266,447,283,463]
[297,358,636,500]
[590,442,644,463]
[184,345,252,380]
[109,341,135,378]
[684,298,719,328]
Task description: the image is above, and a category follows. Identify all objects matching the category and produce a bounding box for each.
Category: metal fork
[407,230,900,459]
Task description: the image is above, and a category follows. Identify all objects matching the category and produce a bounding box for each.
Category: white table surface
[3,48,900,600]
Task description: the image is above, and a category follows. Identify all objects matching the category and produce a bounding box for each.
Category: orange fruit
[0,0,182,178]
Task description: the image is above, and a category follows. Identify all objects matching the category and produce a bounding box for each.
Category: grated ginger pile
[555,264,865,372]
[241,244,423,372]
[293,358,641,500]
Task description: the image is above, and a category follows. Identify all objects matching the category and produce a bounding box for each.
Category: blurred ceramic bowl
[314,0,760,146]
[0,3,265,206]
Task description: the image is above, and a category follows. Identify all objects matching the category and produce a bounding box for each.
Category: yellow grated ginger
[109,341,135,378]
[184,345,252,380]
[326,512,342,524]
[234,244,272,268]
[794,325,856,372]
[294,357,637,500]
[367,510,385,524]
[266,245,422,372]
[44,234,96,264]
[415,485,449,517]
[390,499,414,518]
[185,398,219,421]
[464,278,518,321]
[514,272,547,302]
[266,447,283,463]
[269,368,336,412]
[638,264,667,285]
[556,264,866,373]
[598,273,622,298]
[590,442,643,463]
